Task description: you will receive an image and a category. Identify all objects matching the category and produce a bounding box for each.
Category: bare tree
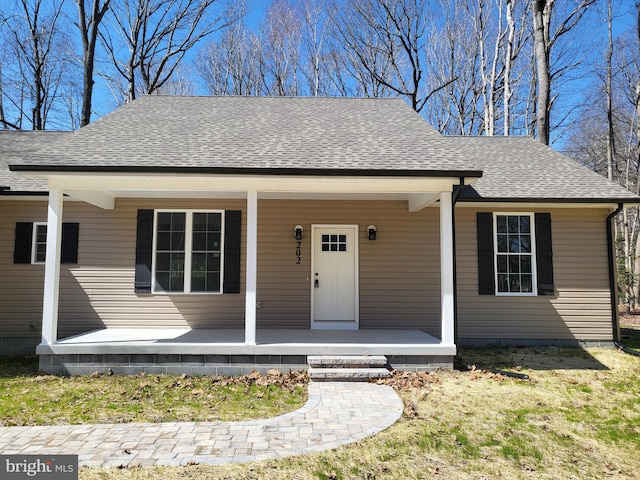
[630,1,640,308]
[605,0,615,182]
[332,0,456,113]
[0,28,19,129]
[1,0,75,130]
[531,0,596,145]
[197,19,262,96]
[503,0,531,135]
[76,0,111,127]
[196,0,263,96]
[328,3,395,99]
[101,0,238,102]
[425,0,481,135]
[469,0,507,136]
[300,0,329,96]
[260,0,302,96]
[566,1,640,310]
[152,62,198,95]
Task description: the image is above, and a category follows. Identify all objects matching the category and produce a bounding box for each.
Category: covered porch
[9,96,489,375]
[26,171,475,375]
[37,176,462,335]
[37,327,455,375]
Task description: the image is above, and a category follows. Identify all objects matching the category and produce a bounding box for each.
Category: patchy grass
[620,314,640,351]
[0,358,307,426]
[77,347,640,480]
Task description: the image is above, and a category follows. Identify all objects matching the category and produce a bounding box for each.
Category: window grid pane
[495,215,534,294]
[34,225,47,263]
[155,212,223,293]
[321,233,347,253]
[155,213,186,292]
[191,213,222,293]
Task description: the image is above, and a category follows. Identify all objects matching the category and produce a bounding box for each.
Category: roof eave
[9,164,484,179]
[458,197,640,205]
[0,190,48,196]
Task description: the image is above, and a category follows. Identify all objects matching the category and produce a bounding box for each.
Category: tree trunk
[532,0,551,145]
[503,0,515,135]
[606,0,615,182]
[78,0,111,127]
[633,3,640,309]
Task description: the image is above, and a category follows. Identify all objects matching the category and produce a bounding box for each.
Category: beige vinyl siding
[0,199,247,338]
[256,200,441,334]
[70,198,247,334]
[1,198,442,338]
[3,197,615,343]
[0,200,48,338]
[456,206,613,341]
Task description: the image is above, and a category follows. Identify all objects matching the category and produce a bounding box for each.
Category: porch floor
[37,328,455,356]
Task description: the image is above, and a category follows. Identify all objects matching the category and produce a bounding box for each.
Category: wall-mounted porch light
[367,225,377,240]
[294,225,304,240]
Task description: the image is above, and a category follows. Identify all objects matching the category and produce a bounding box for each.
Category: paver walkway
[0,382,403,468]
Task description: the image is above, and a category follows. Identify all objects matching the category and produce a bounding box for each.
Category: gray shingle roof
[4,96,639,203]
[0,130,68,193]
[452,136,639,202]
[13,96,477,174]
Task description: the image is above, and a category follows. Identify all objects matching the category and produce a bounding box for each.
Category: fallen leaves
[210,369,308,393]
[376,370,441,390]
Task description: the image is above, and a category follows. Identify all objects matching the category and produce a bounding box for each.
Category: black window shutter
[535,212,554,295]
[61,223,79,264]
[477,212,495,295]
[14,222,34,264]
[223,210,242,294]
[135,209,154,293]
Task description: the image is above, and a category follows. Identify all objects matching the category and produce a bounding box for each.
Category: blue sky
[1,0,639,139]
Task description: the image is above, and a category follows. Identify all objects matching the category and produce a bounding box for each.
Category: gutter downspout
[452,177,464,345]
[607,203,640,356]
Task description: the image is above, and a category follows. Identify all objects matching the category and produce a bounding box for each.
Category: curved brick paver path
[0,382,403,468]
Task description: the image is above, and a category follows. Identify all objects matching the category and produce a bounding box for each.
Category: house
[1,96,638,375]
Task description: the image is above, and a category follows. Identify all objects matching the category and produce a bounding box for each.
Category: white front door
[311,225,358,330]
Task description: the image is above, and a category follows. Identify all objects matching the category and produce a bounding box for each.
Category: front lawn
[1,346,638,480]
[81,347,640,480]
[0,358,307,425]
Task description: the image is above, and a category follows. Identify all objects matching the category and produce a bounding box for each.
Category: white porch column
[41,187,64,345]
[439,191,455,346]
[244,190,258,345]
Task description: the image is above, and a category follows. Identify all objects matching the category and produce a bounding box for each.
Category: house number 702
[296,241,301,264]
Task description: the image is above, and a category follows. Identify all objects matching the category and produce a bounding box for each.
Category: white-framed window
[32,222,48,264]
[493,213,537,295]
[152,210,224,294]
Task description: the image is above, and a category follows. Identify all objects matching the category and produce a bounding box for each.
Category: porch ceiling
[29,172,467,210]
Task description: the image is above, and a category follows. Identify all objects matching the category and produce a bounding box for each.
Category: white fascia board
[46,173,461,196]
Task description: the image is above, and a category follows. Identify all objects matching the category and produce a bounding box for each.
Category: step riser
[308,367,391,382]
[308,356,391,382]
[307,355,388,368]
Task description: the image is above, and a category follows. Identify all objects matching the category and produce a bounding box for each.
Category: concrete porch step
[307,355,388,368]
[308,367,391,381]
[307,355,390,381]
